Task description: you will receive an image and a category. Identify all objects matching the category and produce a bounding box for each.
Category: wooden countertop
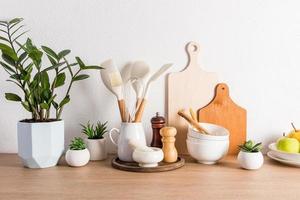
[0,154,299,200]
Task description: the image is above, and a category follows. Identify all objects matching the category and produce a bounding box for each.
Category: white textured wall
[1,0,300,153]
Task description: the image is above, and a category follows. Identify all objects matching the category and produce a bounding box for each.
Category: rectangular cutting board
[167,42,219,154]
[198,83,247,154]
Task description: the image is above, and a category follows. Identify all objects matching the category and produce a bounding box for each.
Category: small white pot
[17,120,64,168]
[237,151,264,170]
[65,148,90,167]
[85,138,107,161]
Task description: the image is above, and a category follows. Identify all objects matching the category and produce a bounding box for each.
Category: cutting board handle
[214,83,230,104]
[186,41,200,70]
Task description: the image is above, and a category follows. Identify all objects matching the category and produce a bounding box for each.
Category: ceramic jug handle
[109,128,120,146]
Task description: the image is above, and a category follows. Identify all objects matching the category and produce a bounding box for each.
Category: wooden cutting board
[198,83,247,154]
[167,41,219,154]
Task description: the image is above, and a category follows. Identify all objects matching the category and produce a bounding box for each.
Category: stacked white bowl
[186,122,230,164]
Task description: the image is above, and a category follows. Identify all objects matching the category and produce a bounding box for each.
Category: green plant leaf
[21,101,31,112]
[0,61,15,73]
[41,46,59,60]
[17,52,27,63]
[69,137,86,150]
[40,71,50,89]
[2,53,16,66]
[0,43,18,61]
[47,94,56,105]
[42,62,65,72]
[72,74,89,82]
[59,96,70,108]
[58,49,71,59]
[75,57,85,69]
[54,73,66,88]
[40,102,49,110]
[9,18,23,25]
[5,93,21,101]
[10,74,21,80]
[46,55,57,66]
[82,65,104,70]
[28,49,43,68]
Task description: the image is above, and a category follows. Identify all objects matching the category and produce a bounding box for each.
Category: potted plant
[0,18,103,168]
[81,121,108,160]
[237,140,263,170]
[65,137,90,167]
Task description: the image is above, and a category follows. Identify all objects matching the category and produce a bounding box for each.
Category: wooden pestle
[177,109,210,134]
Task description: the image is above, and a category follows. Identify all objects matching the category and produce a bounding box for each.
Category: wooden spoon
[177,109,210,134]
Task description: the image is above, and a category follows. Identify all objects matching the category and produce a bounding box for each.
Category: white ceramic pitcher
[109,123,146,162]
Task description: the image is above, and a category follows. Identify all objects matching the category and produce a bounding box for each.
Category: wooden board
[111,157,185,172]
[198,83,246,154]
[167,41,219,154]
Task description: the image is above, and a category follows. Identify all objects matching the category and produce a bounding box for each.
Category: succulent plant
[81,121,108,139]
[69,137,86,150]
[238,140,262,153]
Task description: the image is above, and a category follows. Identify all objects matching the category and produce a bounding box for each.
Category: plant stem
[291,123,297,132]
[56,68,81,120]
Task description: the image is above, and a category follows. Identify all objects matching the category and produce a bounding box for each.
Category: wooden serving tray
[111,157,185,173]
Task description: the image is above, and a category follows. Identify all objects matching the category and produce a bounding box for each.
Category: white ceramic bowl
[132,147,164,168]
[188,123,229,141]
[268,143,300,162]
[186,139,229,164]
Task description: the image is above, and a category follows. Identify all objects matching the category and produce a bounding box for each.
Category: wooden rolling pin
[177,109,210,134]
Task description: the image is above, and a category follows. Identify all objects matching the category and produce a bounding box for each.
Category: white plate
[268,143,300,162]
[267,151,300,167]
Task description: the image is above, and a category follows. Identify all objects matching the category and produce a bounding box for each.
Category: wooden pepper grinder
[160,127,178,163]
[150,112,165,148]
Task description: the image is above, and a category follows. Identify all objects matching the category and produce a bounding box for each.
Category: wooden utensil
[100,59,126,122]
[167,41,218,154]
[177,110,209,134]
[198,83,246,154]
[134,63,173,122]
[189,108,198,122]
[131,61,150,108]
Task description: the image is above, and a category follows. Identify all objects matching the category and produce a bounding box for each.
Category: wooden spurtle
[177,109,210,134]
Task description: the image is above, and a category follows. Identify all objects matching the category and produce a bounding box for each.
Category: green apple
[276,137,300,153]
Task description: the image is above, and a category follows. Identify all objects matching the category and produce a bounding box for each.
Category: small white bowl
[186,139,229,164]
[268,143,300,162]
[132,147,164,168]
[188,123,229,141]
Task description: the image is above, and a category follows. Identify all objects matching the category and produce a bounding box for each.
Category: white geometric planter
[85,138,107,161]
[17,120,64,168]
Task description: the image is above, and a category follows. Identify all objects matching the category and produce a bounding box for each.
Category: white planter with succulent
[237,140,264,170]
[65,137,90,167]
[82,121,108,161]
[0,18,103,168]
